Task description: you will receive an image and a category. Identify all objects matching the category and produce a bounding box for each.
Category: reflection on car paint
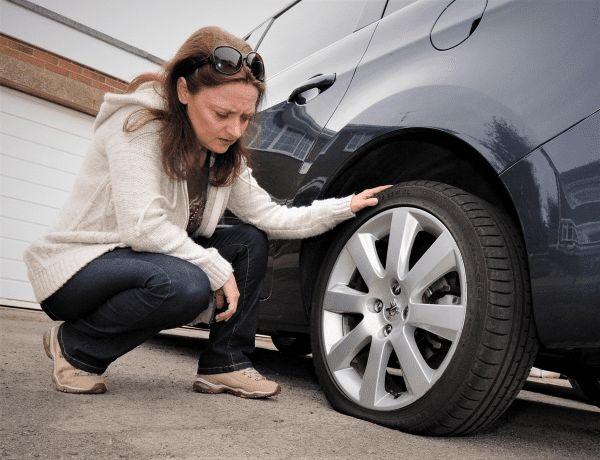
[501,110,600,348]
[247,105,317,162]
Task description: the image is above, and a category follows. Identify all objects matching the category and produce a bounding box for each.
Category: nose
[226,118,243,139]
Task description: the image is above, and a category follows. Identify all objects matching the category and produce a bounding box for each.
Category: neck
[196,149,209,169]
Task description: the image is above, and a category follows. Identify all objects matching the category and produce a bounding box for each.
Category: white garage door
[1,86,94,308]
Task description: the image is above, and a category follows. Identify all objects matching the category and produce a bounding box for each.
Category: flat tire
[311,181,538,435]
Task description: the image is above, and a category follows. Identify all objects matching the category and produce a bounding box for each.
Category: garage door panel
[1,196,60,227]
[0,258,29,283]
[2,216,49,243]
[0,237,29,262]
[0,278,36,303]
[1,90,94,137]
[1,156,76,192]
[1,176,69,209]
[1,112,91,157]
[1,133,85,175]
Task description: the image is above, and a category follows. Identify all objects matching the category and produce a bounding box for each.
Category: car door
[243,0,387,324]
[247,0,386,200]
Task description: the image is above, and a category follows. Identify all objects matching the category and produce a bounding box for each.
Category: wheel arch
[299,128,523,316]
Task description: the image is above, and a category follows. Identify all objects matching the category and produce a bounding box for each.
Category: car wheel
[271,334,312,356]
[311,181,538,436]
[568,374,600,407]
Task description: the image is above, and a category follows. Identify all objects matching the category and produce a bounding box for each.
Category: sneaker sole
[52,375,107,394]
[47,327,107,395]
[193,380,281,399]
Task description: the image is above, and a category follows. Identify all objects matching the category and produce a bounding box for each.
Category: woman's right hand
[214,273,239,322]
[350,185,393,213]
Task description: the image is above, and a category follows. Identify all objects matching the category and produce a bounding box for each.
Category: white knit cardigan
[23,83,355,303]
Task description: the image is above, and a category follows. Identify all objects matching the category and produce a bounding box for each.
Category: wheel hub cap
[384,299,403,322]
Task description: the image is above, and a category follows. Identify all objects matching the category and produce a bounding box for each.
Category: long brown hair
[124,26,265,187]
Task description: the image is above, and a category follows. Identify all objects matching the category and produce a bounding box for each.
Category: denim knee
[237,224,268,264]
[168,267,211,324]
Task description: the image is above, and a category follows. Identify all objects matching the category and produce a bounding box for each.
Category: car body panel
[501,109,600,349]
[316,0,599,175]
[246,0,600,349]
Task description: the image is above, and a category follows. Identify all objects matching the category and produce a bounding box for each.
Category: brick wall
[0,33,131,115]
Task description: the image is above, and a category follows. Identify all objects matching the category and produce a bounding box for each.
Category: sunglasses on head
[177,46,265,82]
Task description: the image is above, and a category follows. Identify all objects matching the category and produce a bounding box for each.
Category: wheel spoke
[386,209,422,279]
[327,321,370,372]
[408,302,465,342]
[323,283,368,314]
[391,328,433,398]
[403,231,457,296]
[359,337,392,408]
[346,232,384,287]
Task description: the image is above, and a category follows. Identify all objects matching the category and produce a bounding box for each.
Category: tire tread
[406,181,538,435]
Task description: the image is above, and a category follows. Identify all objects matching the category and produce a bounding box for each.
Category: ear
[177,77,189,104]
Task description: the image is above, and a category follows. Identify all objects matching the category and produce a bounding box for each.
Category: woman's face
[177,79,258,154]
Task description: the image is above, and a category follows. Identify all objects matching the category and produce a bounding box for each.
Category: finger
[215,311,230,322]
[224,286,240,309]
[370,185,393,194]
[215,291,226,310]
[355,197,379,211]
[218,292,238,322]
[362,185,392,198]
[364,197,379,207]
[215,302,237,322]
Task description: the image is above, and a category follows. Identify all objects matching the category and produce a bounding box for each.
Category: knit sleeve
[103,116,232,291]
[227,164,355,239]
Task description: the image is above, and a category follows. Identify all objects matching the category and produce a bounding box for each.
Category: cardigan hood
[94,82,163,132]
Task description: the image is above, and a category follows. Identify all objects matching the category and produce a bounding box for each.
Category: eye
[215,112,229,120]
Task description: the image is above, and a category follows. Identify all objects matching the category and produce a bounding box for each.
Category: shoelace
[242,368,266,381]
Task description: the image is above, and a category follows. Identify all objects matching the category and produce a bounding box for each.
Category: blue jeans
[41,224,268,375]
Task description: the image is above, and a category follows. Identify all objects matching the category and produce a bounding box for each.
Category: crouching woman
[24,26,388,398]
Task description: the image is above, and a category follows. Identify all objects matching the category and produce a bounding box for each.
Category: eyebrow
[216,108,256,118]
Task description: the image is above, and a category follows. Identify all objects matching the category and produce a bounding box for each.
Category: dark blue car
[232,0,600,435]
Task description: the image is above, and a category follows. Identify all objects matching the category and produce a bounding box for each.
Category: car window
[256,0,369,78]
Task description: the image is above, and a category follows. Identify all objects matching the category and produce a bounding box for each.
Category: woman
[24,26,388,398]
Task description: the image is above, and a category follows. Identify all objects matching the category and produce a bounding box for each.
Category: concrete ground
[1,307,599,460]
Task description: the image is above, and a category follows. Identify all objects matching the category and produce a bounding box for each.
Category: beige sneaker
[193,368,281,398]
[43,326,107,394]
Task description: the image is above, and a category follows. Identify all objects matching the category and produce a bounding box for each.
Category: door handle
[288,73,336,104]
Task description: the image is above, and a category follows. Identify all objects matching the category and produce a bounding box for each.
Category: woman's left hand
[351,185,393,213]
[214,273,240,322]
